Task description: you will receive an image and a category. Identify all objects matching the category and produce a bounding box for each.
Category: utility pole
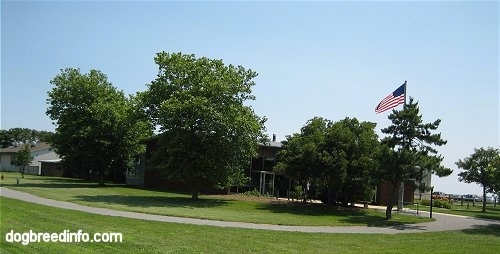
[398,181,404,211]
[430,186,434,218]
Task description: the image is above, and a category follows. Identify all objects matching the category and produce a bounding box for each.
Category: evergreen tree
[379,98,451,219]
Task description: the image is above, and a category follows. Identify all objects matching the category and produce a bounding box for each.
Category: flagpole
[403,80,407,108]
[398,80,408,211]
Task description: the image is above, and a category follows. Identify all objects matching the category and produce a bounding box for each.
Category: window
[127,168,137,178]
[11,155,17,165]
[251,157,264,171]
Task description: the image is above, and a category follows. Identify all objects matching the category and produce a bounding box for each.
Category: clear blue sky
[2,1,498,195]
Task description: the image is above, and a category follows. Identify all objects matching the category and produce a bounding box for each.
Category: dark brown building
[126,135,425,203]
[40,159,64,177]
[375,180,416,206]
[126,136,285,195]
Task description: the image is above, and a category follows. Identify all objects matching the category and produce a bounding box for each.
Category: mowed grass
[1,197,500,253]
[0,172,431,226]
[420,203,500,221]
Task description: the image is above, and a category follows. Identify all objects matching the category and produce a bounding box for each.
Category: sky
[1,1,498,196]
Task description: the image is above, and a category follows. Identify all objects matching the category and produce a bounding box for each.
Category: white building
[0,142,60,175]
[414,169,432,200]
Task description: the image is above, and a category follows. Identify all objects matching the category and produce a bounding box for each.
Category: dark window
[11,155,17,165]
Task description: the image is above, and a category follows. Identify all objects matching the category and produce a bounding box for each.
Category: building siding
[0,143,60,175]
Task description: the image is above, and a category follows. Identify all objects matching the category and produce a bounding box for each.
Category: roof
[0,142,53,154]
[258,141,282,148]
[39,159,62,163]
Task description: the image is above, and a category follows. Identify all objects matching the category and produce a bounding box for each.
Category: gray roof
[0,142,52,154]
[258,141,282,148]
[39,159,62,163]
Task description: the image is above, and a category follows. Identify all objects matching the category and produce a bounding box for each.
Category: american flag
[375,83,406,113]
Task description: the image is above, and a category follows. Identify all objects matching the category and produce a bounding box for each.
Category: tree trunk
[326,185,334,206]
[98,173,104,186]
[385,181,400,220]
[97,167,105,186]
[302,181,308,203]
[482,186,486,212]
[192,185,199,200]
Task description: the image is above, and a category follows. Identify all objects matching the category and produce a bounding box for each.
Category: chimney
[272,134,276,142]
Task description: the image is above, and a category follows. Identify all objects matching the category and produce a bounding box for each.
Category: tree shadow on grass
[73,195,230,208]
[256,202,406,227]
[1,182,101,189]
[461,224,500,237]
[256,202,353,216]
[1,179,121,189]
[337,212,414,227]
[460,210,500,221]
[1,176,126,189]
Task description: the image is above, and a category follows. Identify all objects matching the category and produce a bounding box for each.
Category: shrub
[419,199,451,209]
[289,185,304,201]
[435,199,451,209]
[243,189,261,197]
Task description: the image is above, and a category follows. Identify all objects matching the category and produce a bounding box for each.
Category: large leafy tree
[0,130,12,148]
[276,117,380,205]
[330,118,380,206]
[0,128,54,148]
[46,68,150,185]
[456,147,500,212]
[276,117,328,202]
[379,98,451,220]
[140,52,266,199]
[492,154,500,199]
[13,144,34,178]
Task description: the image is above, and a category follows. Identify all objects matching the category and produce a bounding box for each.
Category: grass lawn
[0,172,431,226]
[1,197,500,253]
[419,203,500,221]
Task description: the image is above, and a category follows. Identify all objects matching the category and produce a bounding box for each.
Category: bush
[243,189,261,197]
[419,199,451,209]
[289,185,304,201]
[419,199,430,206]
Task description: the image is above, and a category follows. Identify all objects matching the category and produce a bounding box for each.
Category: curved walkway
[1,187,499,234]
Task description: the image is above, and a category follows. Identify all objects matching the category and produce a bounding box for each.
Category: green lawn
[1,197,499,253]
[0,172,430,226]
[420,203,500,221]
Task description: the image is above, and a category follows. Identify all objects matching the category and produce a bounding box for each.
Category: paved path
[2,187,499,234]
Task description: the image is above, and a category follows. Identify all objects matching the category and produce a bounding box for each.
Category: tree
[35,130,55,143]
[330,118,380,206]
[0,130,11,148]
[5,128,35,144]
[492,154,500,199]
[379,98,451,220]
[0,128,54,148]
[13,144,33,178]
[456,147,500,212]
[46,68,150,185]
[276,117,328,202]
[225,169,251,194]
[276,117,380,205]
[140,52,266,199]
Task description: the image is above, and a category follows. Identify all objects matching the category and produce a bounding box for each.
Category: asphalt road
[2,187,499,234]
